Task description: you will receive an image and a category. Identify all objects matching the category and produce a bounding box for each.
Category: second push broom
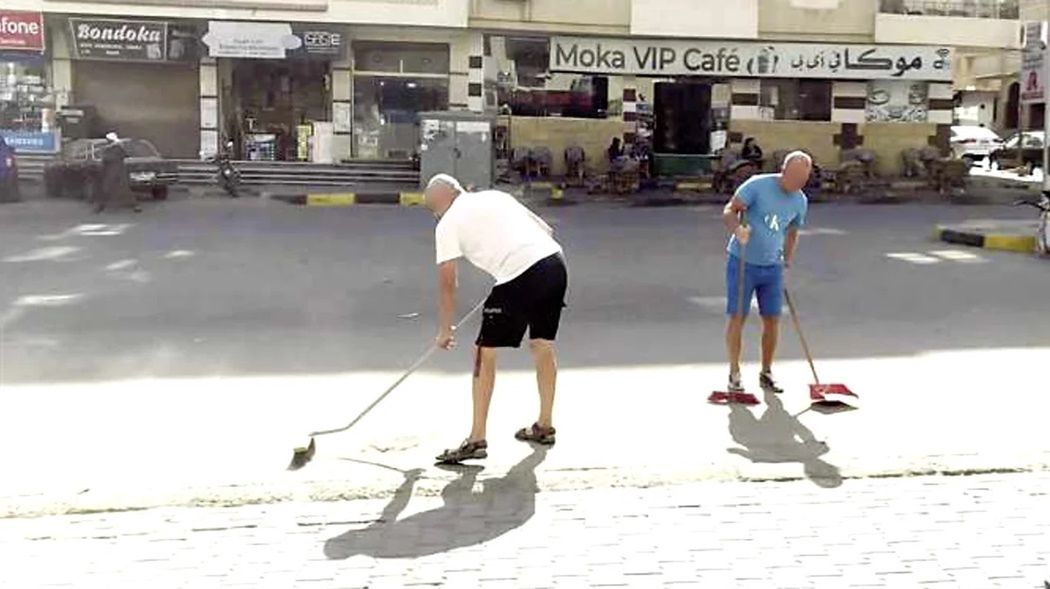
[783,286,858,410]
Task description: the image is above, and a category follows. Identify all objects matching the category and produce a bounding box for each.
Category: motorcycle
[713,150,760,195]
[209,141,241,198]
[1014,191,1050,256]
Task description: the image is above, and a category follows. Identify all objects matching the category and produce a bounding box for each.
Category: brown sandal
[435,439,488,464]
[515,423,556,446]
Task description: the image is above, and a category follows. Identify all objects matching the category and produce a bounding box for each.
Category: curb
[274,191,425,207]
[510,182,574,206]
[935,226,1036,253]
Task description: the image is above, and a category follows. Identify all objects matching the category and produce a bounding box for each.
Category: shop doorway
[353,76,448,159]
[351,41,450,160]
[224,59,330,161]
[73,61,199,158]
[654,81,712,155]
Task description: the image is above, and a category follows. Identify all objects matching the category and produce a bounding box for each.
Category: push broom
[288,299,485,471]
[709,211,760,407]
[783,287,858,410]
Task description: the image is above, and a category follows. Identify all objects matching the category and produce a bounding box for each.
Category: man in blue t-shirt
[722,151,811,396]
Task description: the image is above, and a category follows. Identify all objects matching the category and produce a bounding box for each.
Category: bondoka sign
[551,36,953,81]
[69,19,168,61]
[0,11,45,52]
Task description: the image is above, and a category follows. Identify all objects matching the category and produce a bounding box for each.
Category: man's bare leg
[759,315,785,393]
[726,314,746,379]
[529,339,557,428]
[469,346,497,442]
[760,315,780,373]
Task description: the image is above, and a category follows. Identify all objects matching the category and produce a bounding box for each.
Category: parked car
[949,125,1003,165]
[43,138,176,201]
[990,131,1045,172]
[0,135,20,202]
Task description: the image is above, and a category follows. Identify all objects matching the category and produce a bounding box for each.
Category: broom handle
[310,298,486,437]
[736,211,748,317]
[783,287,821,385]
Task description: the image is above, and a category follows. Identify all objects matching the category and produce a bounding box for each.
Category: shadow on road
[726,390,842,488]
[324,445,547,560]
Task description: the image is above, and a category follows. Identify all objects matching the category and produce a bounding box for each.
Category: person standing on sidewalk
[424,174,568,464]
[722,151,810,395]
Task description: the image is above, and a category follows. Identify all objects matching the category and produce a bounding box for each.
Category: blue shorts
[726,255,783,317]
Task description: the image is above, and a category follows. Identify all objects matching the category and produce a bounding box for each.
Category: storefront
[202,21,345,162]
[351,41,450,160]
[497,35,956,175]
[66,17,201,158]
[1,10,58,154]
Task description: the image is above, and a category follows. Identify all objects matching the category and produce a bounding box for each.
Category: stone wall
[509,116,625,176]
[729,120,946,175]
[729,120,840,170]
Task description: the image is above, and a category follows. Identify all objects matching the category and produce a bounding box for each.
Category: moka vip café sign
[551,36,953,81]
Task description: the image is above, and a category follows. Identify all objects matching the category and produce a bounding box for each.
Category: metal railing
[879,0,1019,19]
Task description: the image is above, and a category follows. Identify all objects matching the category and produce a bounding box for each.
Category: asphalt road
[1,198,1046,382]
[0,197,1047,516]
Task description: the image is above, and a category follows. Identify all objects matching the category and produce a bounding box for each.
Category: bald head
[424,174,464,217]
[779,151,813,192]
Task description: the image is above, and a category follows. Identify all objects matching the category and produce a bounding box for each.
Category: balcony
[879,0,1018,20]
[876,0,1021,50]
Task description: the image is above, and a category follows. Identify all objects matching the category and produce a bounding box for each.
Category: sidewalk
[2,348,1049,519]
[2,472,1047,588]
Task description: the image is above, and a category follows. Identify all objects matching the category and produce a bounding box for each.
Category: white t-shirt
[435,190,563,284]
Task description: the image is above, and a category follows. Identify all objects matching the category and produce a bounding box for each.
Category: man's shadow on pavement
[324,446,548,560]
[727,390,843,488]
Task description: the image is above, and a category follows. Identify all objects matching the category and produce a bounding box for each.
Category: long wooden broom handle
[783,287,821,385]
[310,298,486,438]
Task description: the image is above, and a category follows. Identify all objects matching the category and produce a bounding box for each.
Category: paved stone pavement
[3,469,1048,589]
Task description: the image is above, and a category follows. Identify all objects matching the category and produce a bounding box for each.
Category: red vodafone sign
[0,11,45,52]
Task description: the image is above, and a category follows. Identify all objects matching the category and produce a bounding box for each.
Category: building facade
[0,0,1023,175]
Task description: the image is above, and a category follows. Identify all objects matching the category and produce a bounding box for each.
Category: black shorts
[476,254,568,348]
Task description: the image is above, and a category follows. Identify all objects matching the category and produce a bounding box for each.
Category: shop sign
[0,11,45,52]
[1021,47,1046,104]
[202,21,344,60]
[69,19,168,62]
[1021,22,1047,105]
[866,81,929,123]
[550,36,953,81]
[292,26,344,59]
[0,130,58,154]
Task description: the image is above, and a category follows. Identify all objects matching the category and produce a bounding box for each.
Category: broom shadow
[324,445,548,560]
[727,389,843,488]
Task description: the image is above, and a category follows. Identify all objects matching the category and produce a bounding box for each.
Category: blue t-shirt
[727,174,808,266]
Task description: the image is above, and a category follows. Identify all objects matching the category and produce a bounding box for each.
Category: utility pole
[1044,0,1049,189]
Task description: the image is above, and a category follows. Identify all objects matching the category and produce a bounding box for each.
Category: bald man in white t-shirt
[424,174,568,465]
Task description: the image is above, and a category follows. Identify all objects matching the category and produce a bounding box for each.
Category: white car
[950,126,1004,164]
